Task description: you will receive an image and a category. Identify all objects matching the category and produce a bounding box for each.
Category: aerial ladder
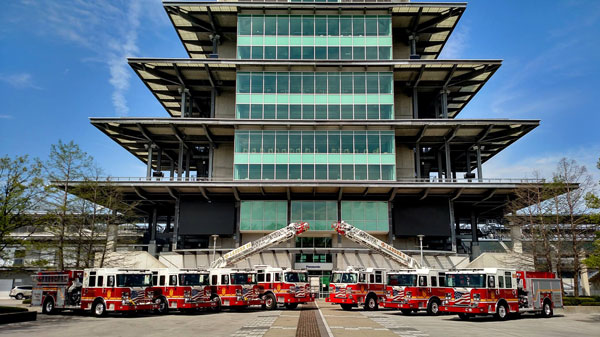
[210,222,310,269]
[332,221,420,269]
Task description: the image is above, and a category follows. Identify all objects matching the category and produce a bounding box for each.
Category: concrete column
[441,89,449,119]
[169,160,175,180]
[151,208,158,242]
[437,151,443,180]
[580,249,591,296]
[470,210,480,259]
[172,197,180,250]
[180,87,187,118]
[466,150,471,174]
[409,34,418,58]
[444,143,452,181]
[177,141,184,180]
[412,87,419,118]
[156,148,162,172]
[476,145,483,182]
[510,221,523,254]
[106,210,119,253]
[146,144,153,179]
[448,199,457,252]
[185,148,191,179]
[210,88,217,118]
[208,145,214,179]
[166,215,171,233]
[415,144,421,179]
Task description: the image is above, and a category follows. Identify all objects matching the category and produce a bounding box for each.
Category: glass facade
[240,201,288,231]
[236,72,394,120]
[237,15,392,60]
[291,201,338,231]
[234,130,395,181]
[341,201,389,232]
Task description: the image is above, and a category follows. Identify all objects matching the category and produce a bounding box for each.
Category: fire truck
[149,268,216,314]
[326,221,420,310]
[255,265,314,310]
[31,268,155,317]
[439,268,563,320]
[208,222,310,310]
[382,268,449,315]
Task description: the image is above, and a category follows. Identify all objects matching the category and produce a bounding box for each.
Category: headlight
[446,293,452,300]
[236,289,241,296]
[473,293,480,303]
[387,290,392,296]
[205,288,211,296]
[122,292,130,299]
[184,290,191,298]
[406,291,412,299]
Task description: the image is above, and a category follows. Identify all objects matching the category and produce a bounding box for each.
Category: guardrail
[81,177,545,184]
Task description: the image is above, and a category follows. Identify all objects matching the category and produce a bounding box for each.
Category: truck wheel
[285,303,298,310]
[541,299,553,318]
[210,296,222,313]
[494,303,509,321]
[340,304,353,311]
[427,298,441,316]
[155,297,169,314]
[263,293,277,310]
[458,313,470,320]
[400,309,412,315]
[92,300,107,317]
[364,295,378,311]
[42,297,55,315]
[16,293,24,300]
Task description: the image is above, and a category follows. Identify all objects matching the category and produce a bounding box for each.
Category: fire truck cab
[150,268,216,314]
[255,265,314,310]
[32,268,155,317]
[382,268,448,315]
[209,268,264,309]
[326,266,386,311]
[440,268,563,320]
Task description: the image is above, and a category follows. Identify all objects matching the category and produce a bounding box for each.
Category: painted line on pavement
[314,301,334,337]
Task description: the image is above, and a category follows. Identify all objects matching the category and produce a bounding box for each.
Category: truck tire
[155,297,169,314]
[494,303,509,321]
[263,293,277,310]
[285,303,298,309]
[400,309,412,315]
[458,313,471,320]
[92,300,107,317]
[42,297,55,315]
[541,299,553,318]
[364,295,378,311]
[427,298,441,316]
[340,304,353,311]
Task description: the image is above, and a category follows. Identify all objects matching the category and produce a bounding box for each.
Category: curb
[561,306,600,314]
[0,311,37,325]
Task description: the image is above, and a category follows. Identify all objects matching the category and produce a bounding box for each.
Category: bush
[563,296,600,306]
[22,299,31,304]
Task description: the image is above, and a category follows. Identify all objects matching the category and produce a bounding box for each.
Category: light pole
[211,235,219,264]
[417,235,425,266]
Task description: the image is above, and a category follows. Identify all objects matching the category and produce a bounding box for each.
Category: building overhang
[163,1,466,59]
[90,117,538,172]
[128,58,501,118]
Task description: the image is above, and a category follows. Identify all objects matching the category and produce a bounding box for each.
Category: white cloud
[0,73,42,90]
[439,24,469,59]
[0,114,14,119]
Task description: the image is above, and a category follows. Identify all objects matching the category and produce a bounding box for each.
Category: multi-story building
[77,1,540,286]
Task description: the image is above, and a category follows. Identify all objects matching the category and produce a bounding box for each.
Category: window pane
[367,134,379,153]
[277,16,289,35]
[249,132,262,153]
[238,46,250,59]
[302,74,314,93]
[276,132,288,153]
[329,164,340,180]
[366,47,378,60]
[277,73,289,93]
[315,17,327,36]
[277,105,289,119]
[315,47,327,59]
[290,16,302,36]
[315,131,327,153]
[315,74,327,94]
[353,46,365,60]
[302,46,314,59]
[354,132,366,153]
[328,105,340,119]
[327,73,340,93]
[264,105,276,119]
[354,104,366,119]
[235,133,249,152]
[263,164,274,179]
[289,132,301,153]
[290,74,302,93]
[290,105,302,120]
[251,73,263,93]
[367,73,379,93]
[341,75,353,94]
[265,46,276,59]
[368,165,380,180]
[341,132,353,153]
[355,165,367,180]
[302,132,314,153]
[262,132,275,153]
[366,18,377,36]
[302,105,314,119]
[326,132,339,153]
[328,46,339,59]
[252,46,263,59]
[252,16,264,35]
[381,134,394,153]
[380,105,393,119]
[239,16,251,35]
[276,164,288,179]
[251,104,262,119]
[328,17,339,36]
[265,16,276,35]
[381,165,394,180]
[277,46,289,59]
[315,105,327,119]
[342,165,354,180]
[302,16,314,36]
[341,47,352,59]
[302,164,314,179]
[237,73,250,93]
[340,17,352,36]
[378,17,391,36]
[379,46,391,60]
[352,17,364,36]
[237,104,249,119]
[290,46,302,59]
[341,105,353,119]
[249,164,261,179]
[289,164,301,179]
[235,164,248,179]
[264,73,276,93]
[367,105,379,119]
[380,73,393,94]
[353,74,365,94]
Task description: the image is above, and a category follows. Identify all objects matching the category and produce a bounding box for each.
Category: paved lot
[1,299,598,337]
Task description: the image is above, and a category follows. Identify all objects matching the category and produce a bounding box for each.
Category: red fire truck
[150,268,216,313]
[209,268,264,309]
[382,268,449,315]
[326,266,387,310]
[32,268,155,317]
[440,268,563,320]
[256,265,314,310]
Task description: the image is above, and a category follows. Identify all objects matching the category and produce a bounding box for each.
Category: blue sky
[0,0,599,182]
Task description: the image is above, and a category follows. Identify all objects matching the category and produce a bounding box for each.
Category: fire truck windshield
[284,272,308,283]
[231,273,256,285]
[387,274,417,286]
[180,274,210,286]
[116,274,152,287]
[332,272,358,284]
[446,274,486,288]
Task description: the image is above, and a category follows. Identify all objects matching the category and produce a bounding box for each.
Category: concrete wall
[394,89,413,119]
[215,89,236,118]
[395,144,415,178]
[218,40,237,59]
[392,37,410,59]
[212,142,234,179]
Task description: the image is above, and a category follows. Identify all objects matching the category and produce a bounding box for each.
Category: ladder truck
[382,268,451,315]
[327,221,420,311]
[149,268,216,314]
[208,222,309,310]
[255,265,315,310]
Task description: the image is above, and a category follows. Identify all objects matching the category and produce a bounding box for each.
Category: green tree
[583,157,600,268]
[0,155,44,262]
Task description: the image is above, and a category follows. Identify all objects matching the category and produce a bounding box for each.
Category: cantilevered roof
[90,117,538,172]
[163,1,465,59]
[128,58,500,118]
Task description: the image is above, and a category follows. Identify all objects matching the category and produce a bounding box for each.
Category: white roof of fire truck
[85,268,152,274]
[332,266,387,273]
[446,268,516,274]
[387,268,444,275]
[152,268,211,275]
[254,265,307,274]
[210,267,257,274]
